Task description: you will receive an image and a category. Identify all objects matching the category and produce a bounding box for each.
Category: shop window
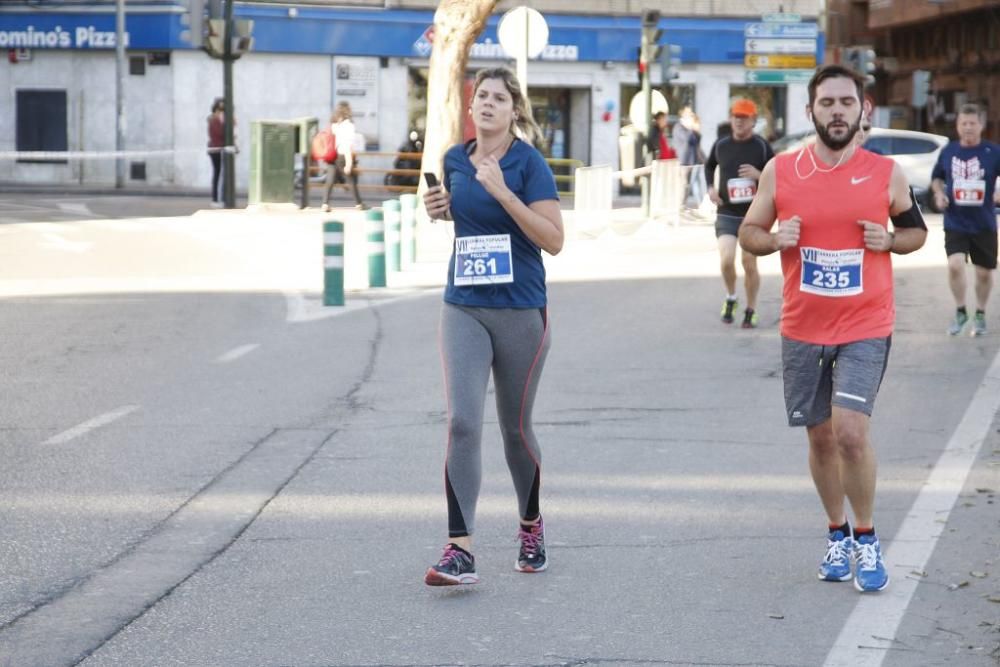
[15,89,67,163]
[528,88,571,159]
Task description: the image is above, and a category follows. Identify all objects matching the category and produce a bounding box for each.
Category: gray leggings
[440,303,551,537]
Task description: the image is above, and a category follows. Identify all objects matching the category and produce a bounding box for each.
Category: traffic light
[205,18,225,57]
[640,9,662,79]
[203,14,253,59]
[636,46,645,86]
[232,19,254,55]
[845,46,876,86]
[659,43,682,84]
[858,47,876,86]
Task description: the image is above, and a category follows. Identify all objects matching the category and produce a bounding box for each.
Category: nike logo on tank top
[774,147,896,345]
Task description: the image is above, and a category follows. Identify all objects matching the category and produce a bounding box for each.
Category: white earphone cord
[796,110,866,180]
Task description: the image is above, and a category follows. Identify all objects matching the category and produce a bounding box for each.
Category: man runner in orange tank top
[738,65,927,593]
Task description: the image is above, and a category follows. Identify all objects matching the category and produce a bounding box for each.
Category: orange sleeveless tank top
[774,146,895,345]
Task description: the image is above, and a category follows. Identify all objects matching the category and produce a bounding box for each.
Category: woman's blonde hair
[472,67,542,146]
[331,101,352,124]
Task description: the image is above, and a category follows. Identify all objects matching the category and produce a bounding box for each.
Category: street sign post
[498,7,548,97]
[743,14,819,86]
[762,12,802,22]
[744,38,817,54]
[744,22,818,38]
[745,69,813,84]
[744,54,816,69]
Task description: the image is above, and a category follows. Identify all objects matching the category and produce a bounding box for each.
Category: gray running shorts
[781,336,891,427]
[714,213,743,238]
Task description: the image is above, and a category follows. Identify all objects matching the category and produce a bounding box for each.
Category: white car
[775,127,949,206]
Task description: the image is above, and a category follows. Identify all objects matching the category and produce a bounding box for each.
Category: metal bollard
[323,220,345,306]
[366,208,386,288]
[382,199,402,273]
[399,193,418,269]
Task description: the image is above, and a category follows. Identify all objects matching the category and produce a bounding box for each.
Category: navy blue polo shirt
[442,139,559,308]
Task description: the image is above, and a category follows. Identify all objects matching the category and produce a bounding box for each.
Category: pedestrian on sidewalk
[705,98,775,328]
[672,106,708,208]
[321,102,367,211]
[647,111,677,161]
[739,65,927,593]
[421,66,564,586]
[930,103,1000,337]
[206,98,225,207]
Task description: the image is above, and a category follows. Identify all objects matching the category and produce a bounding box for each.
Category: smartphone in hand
[423,172,439,188]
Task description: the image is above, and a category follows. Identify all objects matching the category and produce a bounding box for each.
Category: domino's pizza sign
[413,26,433,56]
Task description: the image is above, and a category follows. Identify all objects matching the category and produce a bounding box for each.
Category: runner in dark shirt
[704,98,775,328]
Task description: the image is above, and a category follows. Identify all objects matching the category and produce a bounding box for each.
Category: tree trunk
[419,0,497,187]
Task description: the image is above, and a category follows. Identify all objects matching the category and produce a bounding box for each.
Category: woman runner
[422,67,564,586]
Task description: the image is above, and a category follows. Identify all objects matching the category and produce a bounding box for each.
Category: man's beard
[814,115,861,151]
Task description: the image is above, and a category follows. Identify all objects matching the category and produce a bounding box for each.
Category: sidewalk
[186,202,947,296]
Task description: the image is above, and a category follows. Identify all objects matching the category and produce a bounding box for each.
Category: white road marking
[42,405,140,445]
[283,290,368,322]
[283,288,438,323]
[825,345,1000,666]
[0,201,56,213]
[214,343,260,363]
[56,202,97,217]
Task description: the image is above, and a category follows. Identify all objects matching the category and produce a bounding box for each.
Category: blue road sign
[744,22,818,38]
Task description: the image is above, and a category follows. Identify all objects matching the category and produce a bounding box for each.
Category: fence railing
[306,152,582,197]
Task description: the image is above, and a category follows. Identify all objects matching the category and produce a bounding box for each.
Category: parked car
[774,127,949,208]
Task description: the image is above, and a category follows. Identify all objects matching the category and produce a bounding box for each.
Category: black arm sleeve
[890,187,928,230]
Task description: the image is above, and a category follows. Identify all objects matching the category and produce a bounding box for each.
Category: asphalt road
[0,196,998,666]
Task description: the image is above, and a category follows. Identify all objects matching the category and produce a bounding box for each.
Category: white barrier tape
[0,146,237,160]
[323,232,345,244]
[323,256,344,269]
[367,242,385,253]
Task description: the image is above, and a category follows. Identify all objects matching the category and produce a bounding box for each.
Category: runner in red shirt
[739,65,927,593]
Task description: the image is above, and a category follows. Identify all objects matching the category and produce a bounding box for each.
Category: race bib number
[454,234,513,286]
[727,177,756,204]
[953,179,985,207]
[800,247,863,297]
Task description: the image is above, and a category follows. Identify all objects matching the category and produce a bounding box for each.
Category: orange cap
[730,99,757,117]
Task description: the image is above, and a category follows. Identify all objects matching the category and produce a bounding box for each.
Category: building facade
[1,0,821,191]
[824,0,1000,139]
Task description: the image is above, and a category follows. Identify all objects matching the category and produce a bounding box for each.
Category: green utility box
[248,120,297,205]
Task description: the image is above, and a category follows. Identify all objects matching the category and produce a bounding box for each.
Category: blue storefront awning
[0,5,822,65]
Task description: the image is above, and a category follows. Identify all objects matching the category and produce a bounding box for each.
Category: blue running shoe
[818,530,854,582]
[853,533,889,592]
